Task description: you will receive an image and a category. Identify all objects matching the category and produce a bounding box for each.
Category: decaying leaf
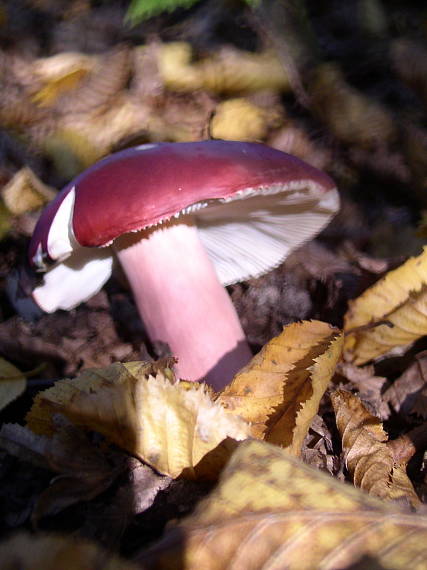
[1,167,56,215]
[336,361,388,418]
[383,350,427,419]
[138,439,427,570]
[0,532,139,570]
[26,361,250,479]
[217,320,343,454]
[331,390,420,508]
[0,357,26,412]
[344,246,427,364]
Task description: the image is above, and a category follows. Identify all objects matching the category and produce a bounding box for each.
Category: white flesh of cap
[32,247,113,312]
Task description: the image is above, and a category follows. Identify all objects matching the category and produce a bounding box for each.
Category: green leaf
[125,0,201,24]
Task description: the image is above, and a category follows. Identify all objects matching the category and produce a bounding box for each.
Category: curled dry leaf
[331,390,420,508]
[344,247,427,365]
[217,320,343,455]
[0,357,26,412]
[1,167,56,215]
[336,361,388,419]
[138,439,427,570]
[383,350,427,419]
[0,532,138,570]
[26,361,250,479]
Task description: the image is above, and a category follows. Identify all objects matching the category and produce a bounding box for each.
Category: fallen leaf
[383,350,427,419]
[331,390,420,508]
[158,42,289,94]
[0,532,138,570]
[0,358,26,412]
[210,98,280,142]
[138,439,427,570]
[336,361,388,418]
[32,52,95,106]
[344,246,427,364]
[1,167,56,215]
[26,361,250,479]
[217,320,343,454]
[0,418,126,523]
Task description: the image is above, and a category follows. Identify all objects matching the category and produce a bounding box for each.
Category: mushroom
[28,140,339,390]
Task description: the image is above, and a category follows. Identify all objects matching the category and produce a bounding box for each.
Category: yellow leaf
[344,247,427,364]
[0,532,138,570]
[331,390,420,508]
[217,320,343,454]
[210,98,271,141]
[158,42,289,94]
[138,439,427,570]
[1,167,56,215]
[0,358,26,411]
[26,361,250,479]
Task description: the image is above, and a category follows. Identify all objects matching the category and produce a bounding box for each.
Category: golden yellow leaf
[138,439,427,570]
[0,532,138,570]
[331,390,420,508]
[210,98,271,141]
[217,320,343,454]
[158,42,289,94]
[0,358,26,411]
[26,361,250,479]
[344,246,427,364]
[1,167,56,215]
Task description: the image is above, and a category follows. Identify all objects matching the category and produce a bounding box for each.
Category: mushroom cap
[29,140,339,310]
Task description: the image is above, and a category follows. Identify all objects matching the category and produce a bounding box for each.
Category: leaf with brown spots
[217,320,343,455]
[331,390,420,508]
[137,439,427,570]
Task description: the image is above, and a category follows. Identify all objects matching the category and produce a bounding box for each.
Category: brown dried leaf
[26,361,250,479]
[344,247,427,364]
[138,439,427,570]
[0,532,138,570]
[336,361,388,418]
[217,320,343,455]
[383,351,427,419]
[331,390,420,508]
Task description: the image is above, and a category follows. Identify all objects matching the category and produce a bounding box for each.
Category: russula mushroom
[28,140,339,390]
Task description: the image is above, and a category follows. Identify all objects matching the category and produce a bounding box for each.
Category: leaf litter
[0,1,427,567]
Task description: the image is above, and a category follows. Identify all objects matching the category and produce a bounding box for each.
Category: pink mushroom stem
[115,219,252,391]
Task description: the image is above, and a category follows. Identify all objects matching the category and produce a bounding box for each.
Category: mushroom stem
[115,220,252,391]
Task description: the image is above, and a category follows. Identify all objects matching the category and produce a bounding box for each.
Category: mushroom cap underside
[29,140,339,311]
